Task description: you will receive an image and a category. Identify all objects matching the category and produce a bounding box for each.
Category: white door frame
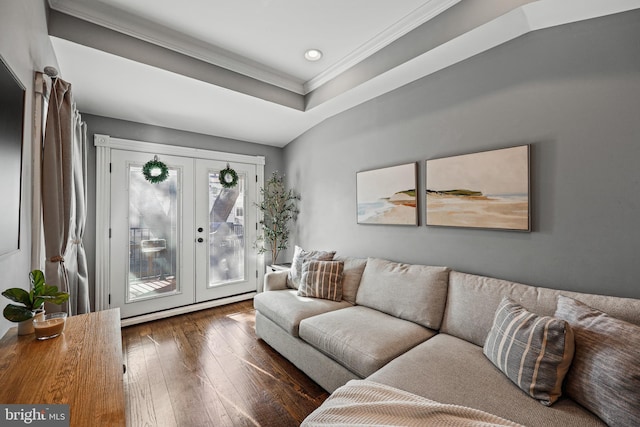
[94,134,265,320]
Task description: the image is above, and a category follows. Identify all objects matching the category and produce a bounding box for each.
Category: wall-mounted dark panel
[0,55,25,257]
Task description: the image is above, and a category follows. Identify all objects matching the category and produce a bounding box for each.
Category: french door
[100,137,263,320]
[194,159,258,302]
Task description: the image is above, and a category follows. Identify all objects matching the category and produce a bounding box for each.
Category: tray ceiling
[47,0,640,146]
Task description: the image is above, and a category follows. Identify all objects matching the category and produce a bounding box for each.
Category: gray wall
[82,114,285,309]
[285,10,640,299]
[0,0,59,337]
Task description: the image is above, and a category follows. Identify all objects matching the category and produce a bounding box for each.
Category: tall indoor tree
[255,172,299,264]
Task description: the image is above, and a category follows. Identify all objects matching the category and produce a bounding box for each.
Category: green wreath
[142,156,169,184]
[219,164,238,188]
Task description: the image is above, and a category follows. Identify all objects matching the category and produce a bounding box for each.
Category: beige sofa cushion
[333,256,367,304]
[555,296,640,427]
[483,297,574,406]
[441,271,640,347]
[355,258,450,329]
[299,306,435,378]
[253,289,350,337]
[368,334,606,427]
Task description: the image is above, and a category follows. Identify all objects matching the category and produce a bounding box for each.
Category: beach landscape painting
[357,163,417,225]
[426,145,530,231]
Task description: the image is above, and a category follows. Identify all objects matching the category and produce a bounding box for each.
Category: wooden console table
[0,309,126,426]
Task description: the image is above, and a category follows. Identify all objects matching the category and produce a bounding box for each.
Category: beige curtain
[68,104,90,314]
[42,78,90,315]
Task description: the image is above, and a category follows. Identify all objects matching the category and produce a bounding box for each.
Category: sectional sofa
[253,252,640,426]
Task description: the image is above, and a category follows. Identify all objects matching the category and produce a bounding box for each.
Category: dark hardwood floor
[121,300,329,427]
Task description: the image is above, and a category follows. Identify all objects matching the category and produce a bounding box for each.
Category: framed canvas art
[426,145,530,231]
[357,162,418,226]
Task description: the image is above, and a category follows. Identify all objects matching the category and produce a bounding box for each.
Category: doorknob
[197,238,204,243]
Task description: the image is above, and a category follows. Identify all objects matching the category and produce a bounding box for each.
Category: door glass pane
[127,165,179,302]
[208,172,245,287]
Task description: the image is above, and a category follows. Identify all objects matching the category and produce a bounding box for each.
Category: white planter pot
[17,310,45,335]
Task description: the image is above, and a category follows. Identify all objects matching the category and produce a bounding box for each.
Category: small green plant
[255,171,300,264]
[2,270,69,322]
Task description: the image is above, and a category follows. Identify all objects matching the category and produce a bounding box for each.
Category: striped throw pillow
[483,297,575,406]
[297,260,344,301]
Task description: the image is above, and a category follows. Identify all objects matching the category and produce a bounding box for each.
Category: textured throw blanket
[302,380,525,427]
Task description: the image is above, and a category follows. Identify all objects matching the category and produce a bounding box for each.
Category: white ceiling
[47,0,640,147]
[48,0,457,93]
[98,0,441,84]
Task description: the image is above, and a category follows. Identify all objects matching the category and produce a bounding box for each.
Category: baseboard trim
[120,292,256,327]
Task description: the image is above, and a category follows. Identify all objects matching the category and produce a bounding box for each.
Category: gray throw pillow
[554,296,640,426]
[286,246,335,289]
[483,297,574,406]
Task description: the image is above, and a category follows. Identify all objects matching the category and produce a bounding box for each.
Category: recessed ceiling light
[304,49,323,62]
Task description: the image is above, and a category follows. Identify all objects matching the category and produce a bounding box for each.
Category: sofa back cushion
[441,271,640,347]
[333,256,367,305]
[355,257,450,330]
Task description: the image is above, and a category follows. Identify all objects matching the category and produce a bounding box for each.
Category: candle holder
[33,312,67,340]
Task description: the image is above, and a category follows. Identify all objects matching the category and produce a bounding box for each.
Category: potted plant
[255,171,300,264]
[2,270,69,335]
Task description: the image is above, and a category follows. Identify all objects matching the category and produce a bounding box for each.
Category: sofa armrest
[264,270,289,291]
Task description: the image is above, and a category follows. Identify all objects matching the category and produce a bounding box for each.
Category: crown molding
[303,0,460,94]
[49,0,460,96]
[48,0,306,94]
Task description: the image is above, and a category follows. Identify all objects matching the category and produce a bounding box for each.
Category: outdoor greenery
[255,172,300,264]
[2,270,69,322]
